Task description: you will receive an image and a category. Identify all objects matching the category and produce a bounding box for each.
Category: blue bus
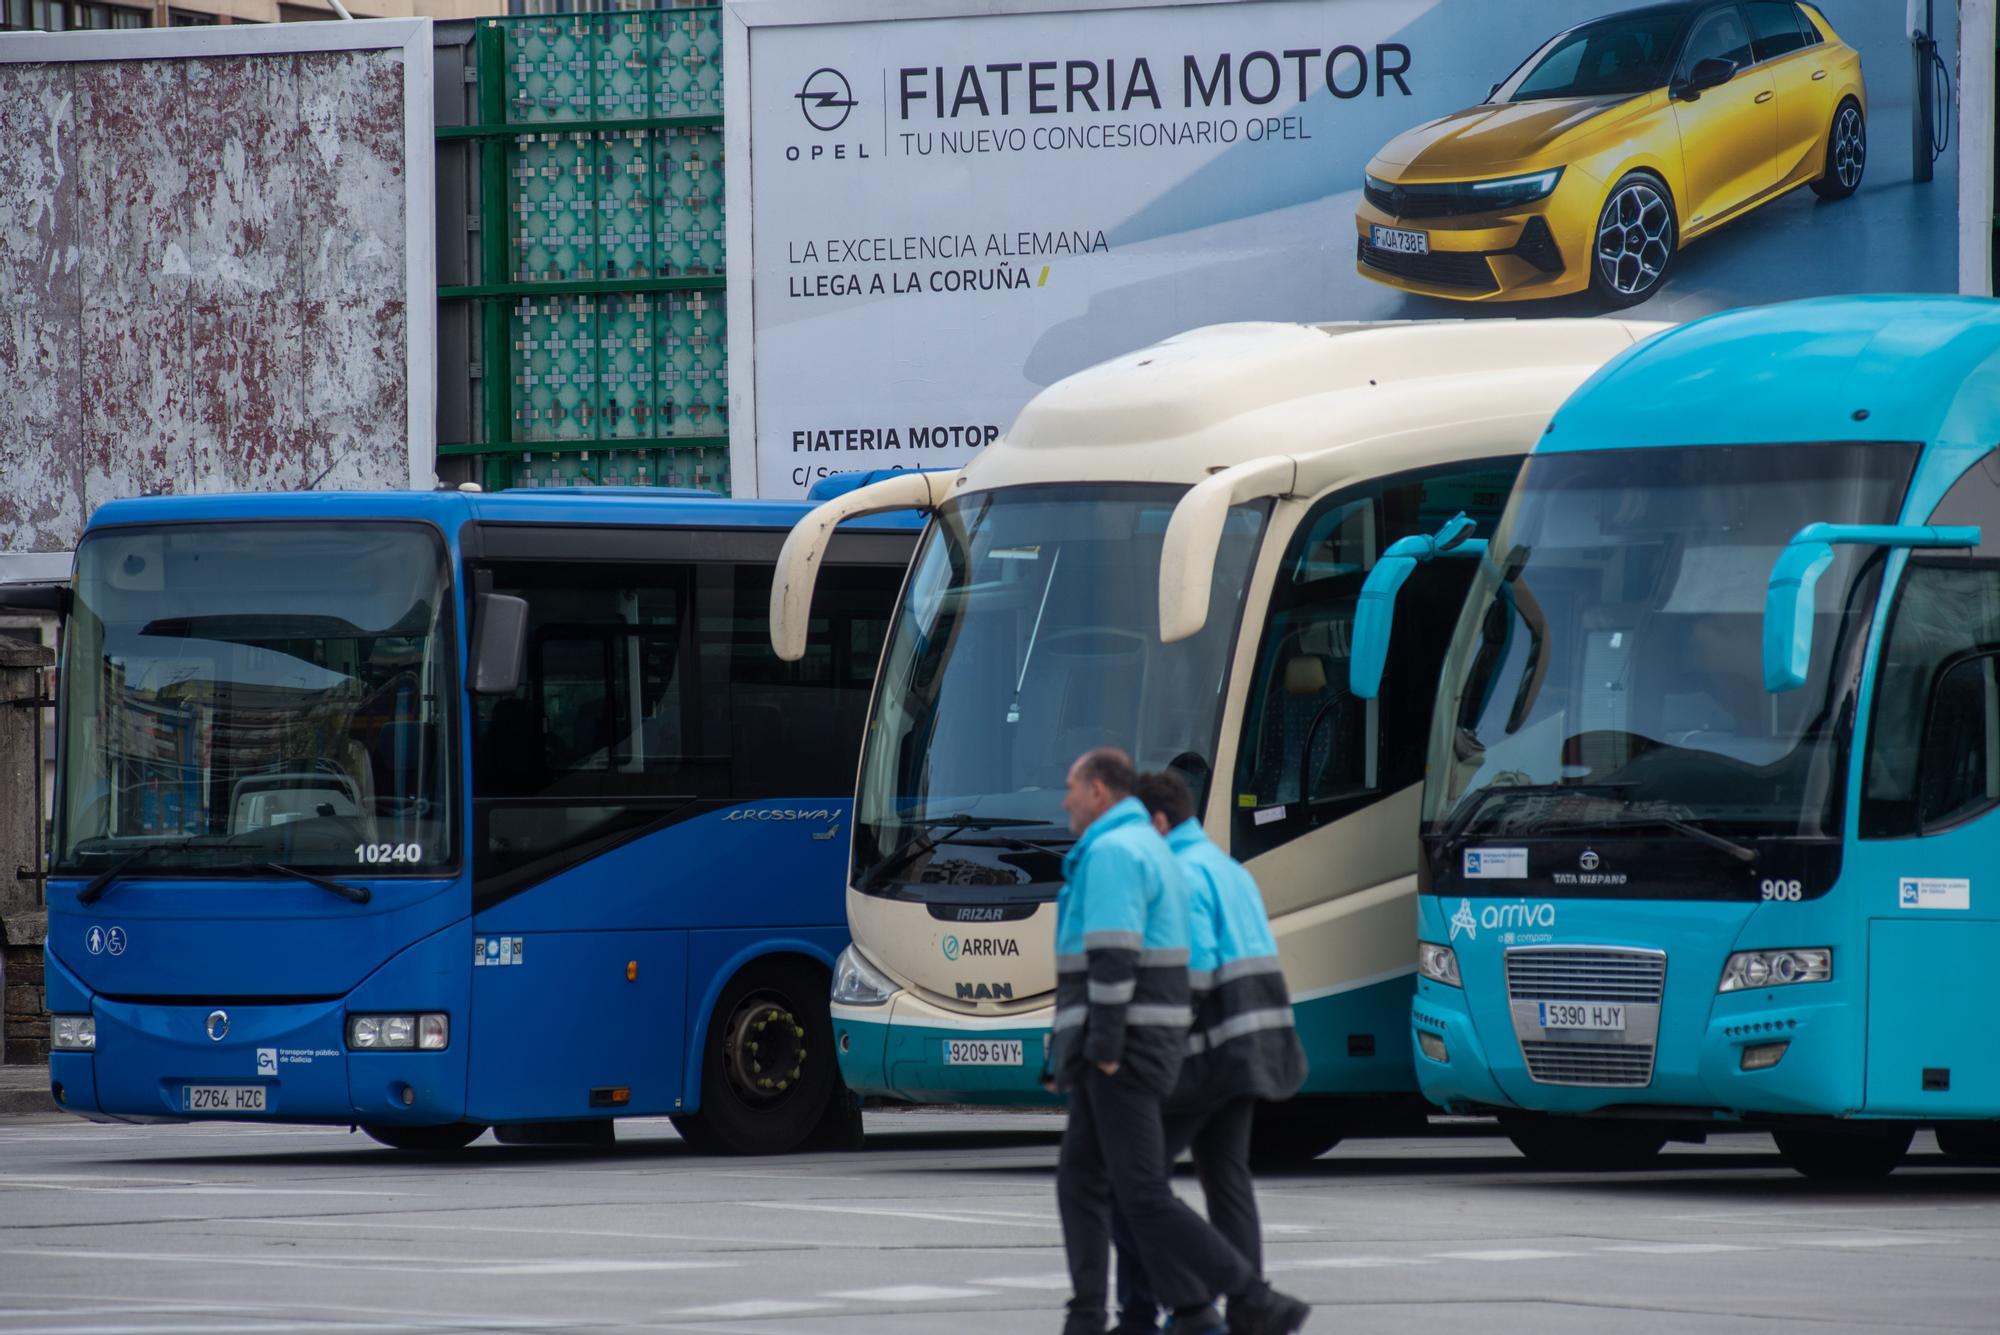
[1352,296,2000,1177]
[43,487,917,1153]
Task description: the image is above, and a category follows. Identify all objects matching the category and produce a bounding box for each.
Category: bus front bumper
[45,953,469,1126]
[832,992,1060,1106]
[1414,978,1860,1119]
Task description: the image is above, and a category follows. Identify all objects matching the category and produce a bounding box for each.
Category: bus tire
[361,1122,487,1152]
[671,957,838,1156]
[1248,1102,1344,1166]
[1933,1123,2000,1161]
[1773,1124,1912,1180]
[1501,1114,1665,1171]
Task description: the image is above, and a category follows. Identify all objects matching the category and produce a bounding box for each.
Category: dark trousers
[1057,1066,1254,1320]
[1113,1097,1261,1325]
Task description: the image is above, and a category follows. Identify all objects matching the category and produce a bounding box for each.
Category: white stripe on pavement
[825,1285,999,1302]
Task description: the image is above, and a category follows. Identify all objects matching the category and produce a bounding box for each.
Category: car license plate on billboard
[1371,225,1429,255]
[944,1039,1023,1066]
[1537,1002,1625,1033]
[183,1084,267,1113]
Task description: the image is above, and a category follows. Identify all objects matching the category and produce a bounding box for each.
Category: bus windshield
[1425,443,1917,846]
[56,522,456,875]
[854,485,1267,898]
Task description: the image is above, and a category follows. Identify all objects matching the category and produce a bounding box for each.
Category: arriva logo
[1449,899,1478,941]
[1450,899,1558,939]
[941,935,961,961]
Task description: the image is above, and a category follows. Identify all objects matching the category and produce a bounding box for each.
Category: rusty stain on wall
[0,49,413,555]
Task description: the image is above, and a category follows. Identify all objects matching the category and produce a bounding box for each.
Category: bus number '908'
[1760,879,1803,901]
[354,843,424,865]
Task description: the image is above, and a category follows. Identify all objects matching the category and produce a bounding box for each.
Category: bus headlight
[51,1016,96,1051]
[831,945,898,1006]
[347,1013,450,1050]
[1417,942,1462,988]
[1718,949,1831,992]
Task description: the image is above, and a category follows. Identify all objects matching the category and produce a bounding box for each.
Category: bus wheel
[361,1122,487,1152]
[1248,1102,1343,1166]
[672,958,837,1155]
[1501,1114,1665,1171]
[1774,1124,1912,1180]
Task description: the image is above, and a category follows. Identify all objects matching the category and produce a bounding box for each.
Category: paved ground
[1,1107,1997,1334]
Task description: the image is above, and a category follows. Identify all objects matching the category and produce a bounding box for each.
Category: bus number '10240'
[355,843,424,865]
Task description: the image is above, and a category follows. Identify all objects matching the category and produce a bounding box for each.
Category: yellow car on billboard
[1356,1,1866,307]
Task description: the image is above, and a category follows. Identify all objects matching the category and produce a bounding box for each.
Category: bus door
[1856,459,2000,1117]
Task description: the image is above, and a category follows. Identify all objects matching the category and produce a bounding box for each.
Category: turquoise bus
[1352,296,2000,1177]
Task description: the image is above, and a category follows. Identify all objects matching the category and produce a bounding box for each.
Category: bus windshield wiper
[75,834,226,903]
[864,815,1052,888]
[259,863,373,904]
[1558,814,1757,864]
[1434,781,1634,848]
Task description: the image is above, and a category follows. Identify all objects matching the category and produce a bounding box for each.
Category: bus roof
[1543,295,2000,454]
[82,486,923,535]
[965,317,1663,494]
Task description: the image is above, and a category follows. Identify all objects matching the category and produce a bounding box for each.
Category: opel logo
[1580,849,1601,872]
[206,1010,230,1042]
[796,67,857,132]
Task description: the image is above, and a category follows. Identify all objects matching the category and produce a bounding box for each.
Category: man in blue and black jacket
[1110,769,1309,1334]
[1050,748,1309,1335]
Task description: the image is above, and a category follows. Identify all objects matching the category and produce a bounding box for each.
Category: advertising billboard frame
[0,18,438,510]
[726,0,1995,498]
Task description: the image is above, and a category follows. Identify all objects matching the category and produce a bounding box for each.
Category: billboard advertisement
[727,0,1965,496]
[0,22,435,565]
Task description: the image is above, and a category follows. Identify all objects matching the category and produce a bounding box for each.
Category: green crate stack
[438,6,730,495]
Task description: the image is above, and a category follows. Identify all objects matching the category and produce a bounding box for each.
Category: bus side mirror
[471,593,529,695]
[1350,512,1486,700]
[1763,522,1981,693]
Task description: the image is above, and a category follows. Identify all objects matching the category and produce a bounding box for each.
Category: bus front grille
[1504,948,1666,1003]
[1518,1040,1657,1086]
[1505,946,1665,1088]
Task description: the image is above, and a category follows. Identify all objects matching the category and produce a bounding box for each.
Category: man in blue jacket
[1111,769,1309,1334]
[1051,747,1309,1335]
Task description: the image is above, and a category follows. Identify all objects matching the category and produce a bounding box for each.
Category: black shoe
[1062,1311,1108,1335]
[1111,1313,1161,1335]
[1227,1284,1311,1335]
[1162,1307,1226,1335]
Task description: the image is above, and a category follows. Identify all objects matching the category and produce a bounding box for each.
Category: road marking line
[1598,1243,1759,1255]
[0,1247,732,1275]
[1278,1257,1436,1269]
[677,1300,841,1318]
[975,1273,1075,1290]
[741,1201,1058,1229]
[1784,1235,1944,1248]
[0,1180,409,1198]
[1428,1249,1582,1261]
[265,1216,900,1250]
[825,1284,998,1302]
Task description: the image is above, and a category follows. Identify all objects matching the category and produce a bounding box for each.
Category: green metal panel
[439,7,730,494]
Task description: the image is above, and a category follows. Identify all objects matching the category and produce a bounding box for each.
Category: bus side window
[695,561,902,801]
[471,562,694,892]
[1232,461,1519,858]
[1863,452,2000,838]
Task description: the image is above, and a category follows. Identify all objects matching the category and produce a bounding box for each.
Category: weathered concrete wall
[0,49,415,556]
[1,634,54,1065]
